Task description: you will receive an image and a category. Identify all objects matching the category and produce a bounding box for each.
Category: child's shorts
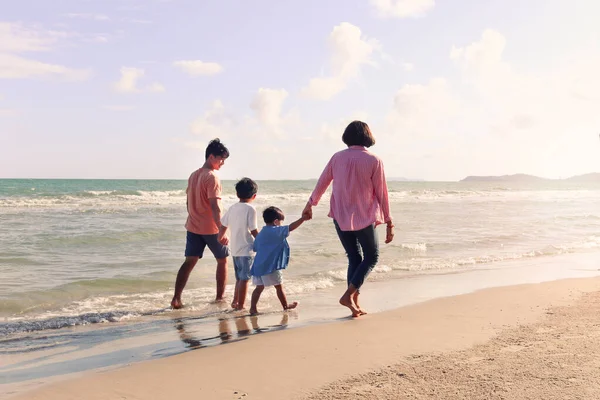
[252,270,283,287]
[233,256,253,281]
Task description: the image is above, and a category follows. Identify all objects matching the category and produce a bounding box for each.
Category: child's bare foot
[284,301,298,311]
[171,297,183,309]
[234,306,246,311]
[339,295,361,317]
[249,308,259,316]
[231,301,238,309]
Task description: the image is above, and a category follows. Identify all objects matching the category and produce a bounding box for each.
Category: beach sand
[7,276,600,400]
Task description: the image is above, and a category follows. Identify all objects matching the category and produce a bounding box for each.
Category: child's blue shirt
[250,225,290,277]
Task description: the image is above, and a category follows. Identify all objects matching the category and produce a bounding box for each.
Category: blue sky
[2,0,600,180]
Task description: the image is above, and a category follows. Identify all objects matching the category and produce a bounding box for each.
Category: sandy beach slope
[9,277,600,400]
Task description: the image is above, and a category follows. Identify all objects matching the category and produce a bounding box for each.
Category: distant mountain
[388,177,425,182]
[460,174,548,182]
[565,173,600,182]
[461,173,600,183]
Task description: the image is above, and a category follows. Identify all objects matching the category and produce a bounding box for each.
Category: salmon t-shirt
[184,168,222,235]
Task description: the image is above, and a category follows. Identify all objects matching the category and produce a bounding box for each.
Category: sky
[1,0,600,181]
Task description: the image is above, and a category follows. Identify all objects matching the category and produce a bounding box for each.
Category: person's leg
[231,280,240,309]
[215,257,227,301]
[236,280,249,310]
[235,256,252,310]
[274,284,298,311]
[348,224,379,315]
[231,257,242,308]
[204,234,230,302]
[334,221,363,287]
[172,232,207,308]
[171,256,200,309]
[333,221,362,316]
[249,285,264,315]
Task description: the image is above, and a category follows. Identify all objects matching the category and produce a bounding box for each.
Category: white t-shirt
[221,202,258,257]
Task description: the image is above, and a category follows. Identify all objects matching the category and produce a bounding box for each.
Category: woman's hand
[385,222,394,244]
[302,202,313,221]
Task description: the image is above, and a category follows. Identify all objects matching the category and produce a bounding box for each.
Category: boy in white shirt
[218,178,259,310]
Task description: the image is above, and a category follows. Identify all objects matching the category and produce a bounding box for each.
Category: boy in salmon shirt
[171,138,230,309]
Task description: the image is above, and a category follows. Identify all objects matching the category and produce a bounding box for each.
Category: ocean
[2,178,600,389]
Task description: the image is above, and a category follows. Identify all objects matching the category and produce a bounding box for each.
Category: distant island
[388,177,425,182]
[461,173,600,182]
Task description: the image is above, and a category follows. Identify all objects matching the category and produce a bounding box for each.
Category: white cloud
[302,22,379,100]
[0,22,56,52]
[0,53,91,80]
[250,88,289,128]
[0,22,91,81]
[189,100,236,141]
[147,82,165,92]
[385,77,460,140]
[122,18,153,24]
[112,67,165,93]
[0,108,18,117]
[173,60,223,76]
[103,105,135,111]
[370,0,435,18]
[65,13,110,21]
[378,29,600,180]
[402,62,414,72]
[319,111,370,143]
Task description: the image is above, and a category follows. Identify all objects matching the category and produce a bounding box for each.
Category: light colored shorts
[233,256,253,281]
[252,270,283,287]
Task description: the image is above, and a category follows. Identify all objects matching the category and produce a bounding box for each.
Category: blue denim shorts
[233,256,253,281]
[184,231,230,259]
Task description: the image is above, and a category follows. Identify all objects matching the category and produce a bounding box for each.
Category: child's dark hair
[342,120,375,148]
[205,138,230,160]
[263,206,285,224]
[235,177,258,200]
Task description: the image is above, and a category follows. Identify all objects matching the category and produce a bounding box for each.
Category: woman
[302,120,394,317]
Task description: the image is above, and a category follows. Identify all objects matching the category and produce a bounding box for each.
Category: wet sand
[5,276,600,400]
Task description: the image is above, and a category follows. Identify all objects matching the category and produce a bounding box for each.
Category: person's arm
[248,207,259,238]
[209,197,224,229]
[372,158,394,244]
[217,225,229,245]
[289,215,308,232]
[303,157,334,219]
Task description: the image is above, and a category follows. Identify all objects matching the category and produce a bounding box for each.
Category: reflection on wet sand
[174,312,291,350]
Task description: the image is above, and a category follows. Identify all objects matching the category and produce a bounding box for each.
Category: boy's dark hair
[342,120,375,148]
[205,138,230,160]
[235,177,258,200]
[263,206,285,224]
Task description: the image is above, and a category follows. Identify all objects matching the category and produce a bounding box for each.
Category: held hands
[302,202,313,221]
[217,232,229,245]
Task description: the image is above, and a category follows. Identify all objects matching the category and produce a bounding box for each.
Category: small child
[218,178,259,310]
[249,206,309,315]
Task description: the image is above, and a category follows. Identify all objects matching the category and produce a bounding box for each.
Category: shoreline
[5,275,600,400]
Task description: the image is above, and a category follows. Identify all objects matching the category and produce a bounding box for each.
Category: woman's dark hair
[342,120,375,148]
[263,206,285,224]
[235,177,258,200]
[205,138,230,160]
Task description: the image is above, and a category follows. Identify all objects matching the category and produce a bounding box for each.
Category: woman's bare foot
[339,295,361,317]
[171,297,183,309]
[284,301,298,311]
[352,293,367,315]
